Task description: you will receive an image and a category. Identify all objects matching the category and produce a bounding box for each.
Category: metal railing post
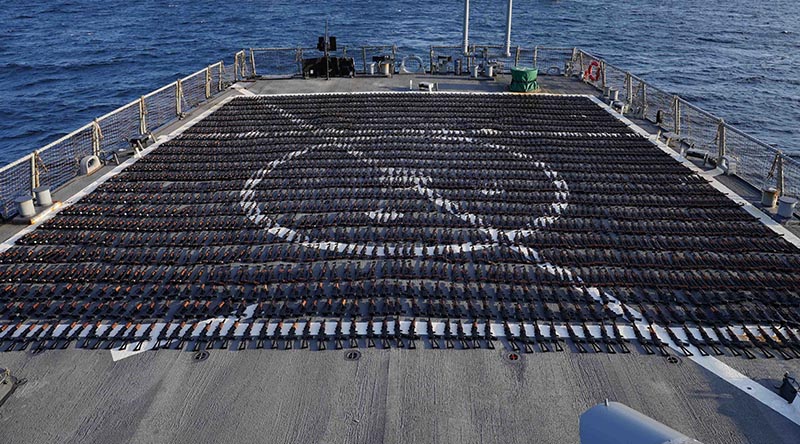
[568,47,578,76]
[234,54,239,81]
[600,60,606,88]
[578,50,585,76]
[716,119,726,162]
[362,47,368,74]
[92,119,102,156]
[205,66,212,99]
[219,62,224,91]
[514,46,521,67]
[139,96,147,136]
[777,152,785,196]
[463,0,470,56]
[295,48,303,76]
[250,48,257,77]
[640,81,648,119]
[176,79,183,117]
[672,96,681,136]
[30,153,38,192]
[624,72,632,105]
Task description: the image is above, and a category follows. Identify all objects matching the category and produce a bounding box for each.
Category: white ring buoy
[400,55,425,74]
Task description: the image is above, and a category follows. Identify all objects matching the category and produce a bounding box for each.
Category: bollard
[777,196,798,219]
[33,186,53,207]
[761,187,778,208]
[14,196,35,218]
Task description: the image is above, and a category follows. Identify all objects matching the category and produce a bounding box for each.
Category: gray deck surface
[1,74,799,444]
[1,348,798,444]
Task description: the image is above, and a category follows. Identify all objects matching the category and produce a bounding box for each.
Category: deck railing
[1,45,797,219]
[0,62,227,219]
[575,49,799,204]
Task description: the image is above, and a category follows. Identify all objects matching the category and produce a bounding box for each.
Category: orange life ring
[584,61,601,82]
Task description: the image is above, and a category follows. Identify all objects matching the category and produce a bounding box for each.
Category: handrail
[575,47,798,210]
[0,60,226,219]
[2,45,797,219]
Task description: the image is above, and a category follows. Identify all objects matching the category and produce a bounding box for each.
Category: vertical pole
[139,96,147,136]
[504,0,513,57]
[568,47,578,77]
[205,67,212,99]
[325,20,330,81]
[430,47,435,74]
[579,51,585,76]
[362,47,368,74]
[777,153,785,196]
[219,62,224,91]
[234,54,240,81]
[250,48,257,77]
[672,96,681,136]
[463,0,470,56]
[716,119,726,162]
[30,153,38,192]
[296,48,303,76]
[600,60,607,88]
[176,79,183,117]
[514,46,521,67]
[640,81,648,119]
[625,72,632,105]
[92,119,102,157]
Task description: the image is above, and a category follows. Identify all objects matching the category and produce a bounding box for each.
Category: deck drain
[193,350,210,362]
[505,352,521,362]
[665,355,681,365]
[344,350,361,361]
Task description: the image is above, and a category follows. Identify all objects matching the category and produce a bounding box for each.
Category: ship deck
[0,73,799,444]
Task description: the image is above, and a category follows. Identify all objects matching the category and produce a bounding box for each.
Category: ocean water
[1,0,799,166]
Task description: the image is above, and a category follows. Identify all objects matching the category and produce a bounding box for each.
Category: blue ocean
[1,0,799,165]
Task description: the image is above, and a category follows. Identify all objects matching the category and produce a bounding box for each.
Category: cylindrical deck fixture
[761,187,779,208]
[472,65,480,78]
[380,61,392,76]
[609,89,619,101]
[486,64,494,77]
[463,0,470,56]
[14,195,35,218]
[33,186,53,207]
[777,196,798,219]
[504,0,513,57]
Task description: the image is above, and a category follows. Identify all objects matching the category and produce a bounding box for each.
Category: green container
[510,67,539,92]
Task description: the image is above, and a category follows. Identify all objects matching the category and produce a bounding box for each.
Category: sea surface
[1,0,799,166]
